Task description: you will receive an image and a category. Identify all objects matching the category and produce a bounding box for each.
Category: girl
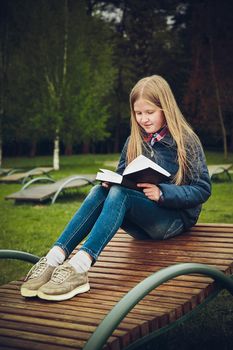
[21,75,211,301]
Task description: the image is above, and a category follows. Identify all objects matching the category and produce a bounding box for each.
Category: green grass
[0,153,119,285]
[205,151,233,164]
[0,151,233,349]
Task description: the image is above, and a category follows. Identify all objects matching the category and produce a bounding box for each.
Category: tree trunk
[29,139,37,157]
[210,47,227,158]
[229,136,233,152]
[114,66,123,153]
[65,142,73,156]
[208,8,228,159]
[62,0,68,88]
[53,131,60,170]
[0,109,2,166]
[114,122,120,153]
[0,2,9,168]
[82,141,90,154]
[0,136,2,167]
[113,4,127,153]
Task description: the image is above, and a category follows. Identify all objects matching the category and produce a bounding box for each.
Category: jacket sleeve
[158,148,211,209]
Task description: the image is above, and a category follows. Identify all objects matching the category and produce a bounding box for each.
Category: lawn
[0,151,233,349]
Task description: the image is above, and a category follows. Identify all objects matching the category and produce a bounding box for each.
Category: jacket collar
[159,132,176,147]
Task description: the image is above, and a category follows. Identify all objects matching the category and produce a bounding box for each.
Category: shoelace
[51,265,71,284]
[25,257,48,281]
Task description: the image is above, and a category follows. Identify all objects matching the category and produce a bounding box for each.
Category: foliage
[2,0,116,156]
[180,0,233,153]
[92,0,187,151]
[1,0,233,157]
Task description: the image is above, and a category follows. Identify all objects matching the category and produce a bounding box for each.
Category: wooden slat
[0,223,233,350]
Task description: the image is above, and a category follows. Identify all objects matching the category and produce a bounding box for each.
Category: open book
[96,155,171,191]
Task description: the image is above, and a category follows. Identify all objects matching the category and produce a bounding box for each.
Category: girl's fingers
[143,190,153,196]
[137,183,155,188]
[143,189,155,196]
[139,184,160,201]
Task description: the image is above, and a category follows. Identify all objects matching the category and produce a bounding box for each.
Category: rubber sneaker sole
[21,287,38,298]
[37,282,90,301]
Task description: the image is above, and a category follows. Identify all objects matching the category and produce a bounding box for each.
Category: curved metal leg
[83,263,233,350]
[51,176,95,204]
[224,169,232,181]
[0,249,40,264]
[21,177,55,190]
[7,169,24,176]
[22,168,50,185]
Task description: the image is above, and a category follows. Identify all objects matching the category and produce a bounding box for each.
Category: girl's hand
[102,182,110,188]
[137,183,161,201]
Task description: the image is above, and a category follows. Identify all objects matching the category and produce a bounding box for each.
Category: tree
[1,0,58,160]
[90,0,186,152]
[61,0,116,154]
[182,0,233,157]
[0,0,16,164]
[2,0,116,161]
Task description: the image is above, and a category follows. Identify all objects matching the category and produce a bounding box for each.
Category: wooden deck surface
[0,223,233,350]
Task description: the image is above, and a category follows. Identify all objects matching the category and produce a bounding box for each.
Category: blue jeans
[54,185,185,262]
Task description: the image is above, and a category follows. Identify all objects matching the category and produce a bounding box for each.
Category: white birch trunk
[53,133,60,170]
[49,0,68,170]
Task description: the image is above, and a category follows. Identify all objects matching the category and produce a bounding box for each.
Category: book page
[99,169,118,176]
[123,155,170,177]
[96,169,122,183]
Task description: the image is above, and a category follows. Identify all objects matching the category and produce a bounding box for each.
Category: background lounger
[208,164,232,181]
[0,168,12,176]
[5,174,96,204]
[0,167,54,184]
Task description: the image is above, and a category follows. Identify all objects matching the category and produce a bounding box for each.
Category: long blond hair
[127,75,202,185]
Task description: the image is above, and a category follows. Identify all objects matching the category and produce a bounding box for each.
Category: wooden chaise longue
[0,167,54,184]
[0,223,233,350]
[5,175,96,204]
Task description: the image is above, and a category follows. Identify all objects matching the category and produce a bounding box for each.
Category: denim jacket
[116,133,211,229]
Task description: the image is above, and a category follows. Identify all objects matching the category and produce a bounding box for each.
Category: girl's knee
[108,185,128,198]
[90,184,106,194]
[87,184,108,200]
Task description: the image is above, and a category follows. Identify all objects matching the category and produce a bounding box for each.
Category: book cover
[96,155,171,190]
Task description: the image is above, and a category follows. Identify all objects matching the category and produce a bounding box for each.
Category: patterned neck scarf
[144,125,168,146]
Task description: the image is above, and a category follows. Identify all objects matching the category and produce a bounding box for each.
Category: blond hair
[127,75,202,185]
